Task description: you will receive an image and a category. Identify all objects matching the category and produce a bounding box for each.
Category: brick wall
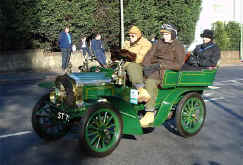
[220,51,241,65]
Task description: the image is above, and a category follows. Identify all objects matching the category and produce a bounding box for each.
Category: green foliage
[0,0,202,51]
[212,21,241,50]
[124,0,201,44]
[0,0,40,50]
[225,21,241,50]
[212,21,230,50]
[34,0,97,49]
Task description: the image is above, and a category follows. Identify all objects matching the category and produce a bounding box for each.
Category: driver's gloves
[143,63,160,77]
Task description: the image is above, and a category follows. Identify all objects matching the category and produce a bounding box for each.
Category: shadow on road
[0,132,94,165]
[193,161,221,165]
[204,96,243,122]
[162,118,181,137]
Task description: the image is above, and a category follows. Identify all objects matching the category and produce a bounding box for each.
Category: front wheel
[176,92,206,138]
[32,94,70,141]
[80,103,123,157]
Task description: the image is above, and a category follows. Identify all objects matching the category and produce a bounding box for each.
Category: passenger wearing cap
[122,26,152,102]
[183,29,221,70]
[139,23,185,127]
[123,26,152,63]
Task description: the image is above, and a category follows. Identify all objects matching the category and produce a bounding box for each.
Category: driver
[140,23,185,127]
[122,26,152,101]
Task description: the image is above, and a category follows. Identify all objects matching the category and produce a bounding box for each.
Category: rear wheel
[32,94,70,141]
[176,92,206,138]
[80,103,123,157]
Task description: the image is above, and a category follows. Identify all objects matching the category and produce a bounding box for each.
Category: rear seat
[160,68,217,89]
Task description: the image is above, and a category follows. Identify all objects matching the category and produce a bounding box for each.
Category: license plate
[130,89,138,104]
[57,112,70,122]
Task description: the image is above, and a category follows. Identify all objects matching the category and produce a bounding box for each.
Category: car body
[32,60,217,157]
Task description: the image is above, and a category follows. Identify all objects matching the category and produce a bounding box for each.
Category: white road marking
[203,93,213,97]
[0,131,32,139]
[230,80,243,85]
[213,78,243,86]
[208,86,221,89]
[214,79,243,86]
[204,97,224,102]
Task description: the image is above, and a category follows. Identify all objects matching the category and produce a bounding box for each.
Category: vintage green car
[32,59,217,157]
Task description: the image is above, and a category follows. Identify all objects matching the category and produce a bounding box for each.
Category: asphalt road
[0,66,243,165]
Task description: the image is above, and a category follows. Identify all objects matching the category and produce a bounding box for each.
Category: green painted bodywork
[153,87,205,126]
[38,69,217,135]
[162,69,217,88]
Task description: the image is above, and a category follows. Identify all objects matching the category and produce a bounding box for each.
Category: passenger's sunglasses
[129,34,136,38]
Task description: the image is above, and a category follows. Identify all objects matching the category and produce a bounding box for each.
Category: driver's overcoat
[142,39,185,80]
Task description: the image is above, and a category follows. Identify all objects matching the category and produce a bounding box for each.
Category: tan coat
[142,39,185,80]
[123,37,152,63]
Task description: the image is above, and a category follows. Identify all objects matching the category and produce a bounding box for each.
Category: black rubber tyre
[32,94,70,141]
[80,103,123,157]
[176,92,206,138]
[55,76,75,107]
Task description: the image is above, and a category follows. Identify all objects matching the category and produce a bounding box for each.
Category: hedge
[0,0,202,51]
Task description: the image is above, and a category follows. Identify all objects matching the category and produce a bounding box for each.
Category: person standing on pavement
[58,25,72,72]
[80,36,91,58]
[91,33,107,67]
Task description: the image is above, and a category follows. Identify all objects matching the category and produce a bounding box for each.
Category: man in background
[58,26,72,72]
[91,33,107,67]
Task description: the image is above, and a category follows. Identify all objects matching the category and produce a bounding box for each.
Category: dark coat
[142,39,185,80]
[187,42,221,67]
[91,39,105,54]
[91,39,106,65]
[58,31,72,49]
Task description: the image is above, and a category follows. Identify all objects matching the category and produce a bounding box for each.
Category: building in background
[188,0,242,51]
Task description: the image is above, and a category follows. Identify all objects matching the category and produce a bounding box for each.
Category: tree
[212,21,240,51]
[212,21,230,50]
[0,0,202,51]
[123,0,201,44]
[225,21,241,50]
[0,0,40,50]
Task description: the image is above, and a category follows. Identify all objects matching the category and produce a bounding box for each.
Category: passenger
[183,29,221,70]
[140,23,185,127]
[121,26,152,100]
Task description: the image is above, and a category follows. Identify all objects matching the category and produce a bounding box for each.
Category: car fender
[104,96,143,135]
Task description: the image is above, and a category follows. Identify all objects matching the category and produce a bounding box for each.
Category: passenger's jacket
[123,37,152,63]
[188,42,221,67]
[142,39,185,80]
